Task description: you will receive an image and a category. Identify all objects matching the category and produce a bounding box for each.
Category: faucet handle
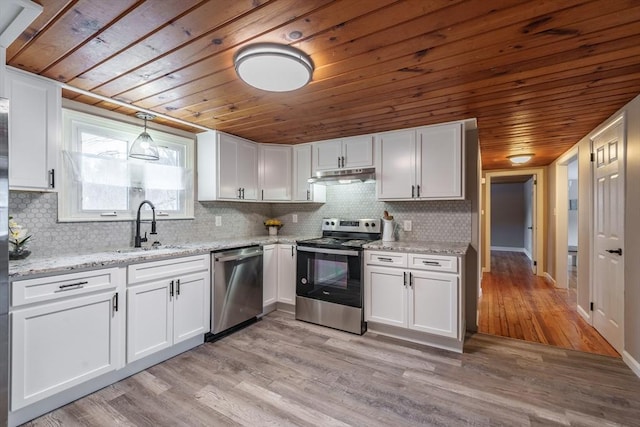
[141,232,148,243]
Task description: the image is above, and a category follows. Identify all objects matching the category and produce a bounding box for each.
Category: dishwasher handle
[215,249,263,263]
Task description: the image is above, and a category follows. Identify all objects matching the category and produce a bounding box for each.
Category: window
[60,109,194,222]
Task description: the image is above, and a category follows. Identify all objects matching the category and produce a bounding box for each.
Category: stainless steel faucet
[135,200,157,247]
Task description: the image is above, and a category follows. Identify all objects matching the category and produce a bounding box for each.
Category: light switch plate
[292,214,298,223]
[404,220,412,231]
[215,216,222,226]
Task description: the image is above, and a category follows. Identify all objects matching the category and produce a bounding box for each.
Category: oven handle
[296,246,359,257]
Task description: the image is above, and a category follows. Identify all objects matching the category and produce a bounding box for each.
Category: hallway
[478,251,618,357]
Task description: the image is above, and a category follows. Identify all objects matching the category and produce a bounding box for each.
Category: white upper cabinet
[312,135,374,172]
[197,130,258,201]
[417,123,463,199]
[5,68,60,191]
[376,122,464,200]
[293,144,325,203]
[259,144,292,201]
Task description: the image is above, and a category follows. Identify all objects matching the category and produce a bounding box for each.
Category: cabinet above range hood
[307,167,375,185]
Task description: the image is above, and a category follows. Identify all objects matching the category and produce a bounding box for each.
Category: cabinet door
[376,129,416,199]
[293,144,312,201]
[260,144,292,201]
[11,291,121,410]
[313,139,343,171]
[277,244,296,305]
[364,266,407,327]
[417,123,463,199]
[263,244,278,307]
[127,280,173,362]
[217,133,240,199]
[6,69,60,191]
[408,270,458,338]
[173,271,210,344]
[237,138,259,200]
[342,135,373,168]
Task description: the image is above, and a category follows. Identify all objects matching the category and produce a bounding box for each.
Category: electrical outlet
[215,216,222,226]
[292,214,298,223]
[404,220,412,231]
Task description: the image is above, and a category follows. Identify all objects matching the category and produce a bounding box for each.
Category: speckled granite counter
[363,240,469,255]
[9,235,317,279]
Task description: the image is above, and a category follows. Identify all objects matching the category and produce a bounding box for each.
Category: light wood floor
[478,251,618,357]
[26,311,640,426]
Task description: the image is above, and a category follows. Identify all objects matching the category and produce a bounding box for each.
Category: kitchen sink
[114,245,185,253]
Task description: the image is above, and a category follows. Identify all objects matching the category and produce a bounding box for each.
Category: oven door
[296,246,362,308]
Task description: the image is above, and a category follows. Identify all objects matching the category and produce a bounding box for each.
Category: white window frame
[59,108,195,222]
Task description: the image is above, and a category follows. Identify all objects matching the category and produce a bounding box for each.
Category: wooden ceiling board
[7,0,640,170]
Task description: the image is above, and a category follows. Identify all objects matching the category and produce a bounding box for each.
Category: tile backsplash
[10,183,470,257]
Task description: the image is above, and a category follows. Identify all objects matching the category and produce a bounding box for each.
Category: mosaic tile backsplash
[10,182,470,257]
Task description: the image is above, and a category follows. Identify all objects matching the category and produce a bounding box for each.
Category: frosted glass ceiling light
[234,43,314,92]
[129,112,159,161]
[507,154,534,164]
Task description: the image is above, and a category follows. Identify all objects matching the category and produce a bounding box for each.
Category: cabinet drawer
[408,253,458,273]
[12,268,121,307]
[365,251,407,267]
[128,254,209,285]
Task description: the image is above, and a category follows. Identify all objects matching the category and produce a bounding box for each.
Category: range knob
[364,222,370,227]
[371,223,376,227]
[331,221,335,226]
[325,221,330,226]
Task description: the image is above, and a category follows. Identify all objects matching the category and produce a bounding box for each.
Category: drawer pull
[422,261,441,266]
[56,281,88,292]
[377,257,394,262]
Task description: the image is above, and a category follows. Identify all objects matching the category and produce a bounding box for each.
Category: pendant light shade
[234,43,313,92]
[129,112,159,160]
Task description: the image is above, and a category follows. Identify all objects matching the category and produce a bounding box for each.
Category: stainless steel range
[295,218,381,334]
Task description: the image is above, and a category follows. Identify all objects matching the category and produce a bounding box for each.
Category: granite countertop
[362,240,469,255]
[9,235,317,279]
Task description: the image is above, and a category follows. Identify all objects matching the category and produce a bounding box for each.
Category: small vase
[9,248,31,260]
[268,226,278,236]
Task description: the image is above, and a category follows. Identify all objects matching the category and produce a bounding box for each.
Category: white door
[364,266,407,327]
[262,244,278,307]
[127,280,173,362]
[260,145,292,201]
[277,244,296,305]
[173,271,210,344]
[11,291,120,410]
[417,123,463,199]
[313,139,343,171]
[342,135,373,168]
[408,270,458,338]
[237,139,258,200]
[217,134,240,199]
[524,175,537,274]
[592,119,625,353]
[376,129,416,199]
[293,144,312,201]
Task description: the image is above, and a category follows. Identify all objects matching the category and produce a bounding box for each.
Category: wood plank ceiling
[7,0,640,170]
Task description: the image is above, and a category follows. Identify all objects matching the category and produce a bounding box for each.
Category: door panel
[364,266,406,327]
[173,272,209,344]
[592,119,624,353]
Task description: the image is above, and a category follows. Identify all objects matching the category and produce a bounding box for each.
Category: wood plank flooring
[478,251,618,357]
[26,311,640,427]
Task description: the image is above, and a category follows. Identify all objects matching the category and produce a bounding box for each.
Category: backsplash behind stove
[10,183,470,257]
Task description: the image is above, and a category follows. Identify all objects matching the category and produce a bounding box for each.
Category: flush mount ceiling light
[129,112,159,161]
[507,154,534,164]
[234,43,314,92]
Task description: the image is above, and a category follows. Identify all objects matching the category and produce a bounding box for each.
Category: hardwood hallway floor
[478,251,618,357]
[26,311,640,426]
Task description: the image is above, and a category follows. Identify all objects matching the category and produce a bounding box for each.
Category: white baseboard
[623,351,640,379]
[523,247,532,260]
[543,272,556,285]
[491,246,526,252]
[576,304,591,322]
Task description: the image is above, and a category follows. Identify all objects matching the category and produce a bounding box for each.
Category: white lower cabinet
[10,268,125,410]
[277,244,296,305]
[127,255,210,363]
[365,250,461,341]
[262,244,278,308]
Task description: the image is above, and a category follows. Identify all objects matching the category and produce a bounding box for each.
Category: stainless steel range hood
[307,167,376,185]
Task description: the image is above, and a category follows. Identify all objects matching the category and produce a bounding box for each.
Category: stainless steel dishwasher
[211,245,263,336]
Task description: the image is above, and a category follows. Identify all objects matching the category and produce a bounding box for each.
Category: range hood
[307,167,376,185]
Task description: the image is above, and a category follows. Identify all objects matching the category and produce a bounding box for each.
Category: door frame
[554,147,579,289]
[483,168,545,275]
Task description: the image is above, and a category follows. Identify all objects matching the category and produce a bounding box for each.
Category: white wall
[567,178,578,247]
[491,183,525,249]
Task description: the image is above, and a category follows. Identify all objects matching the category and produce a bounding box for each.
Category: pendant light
[234,43,314,92]
[129,112,159,160]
